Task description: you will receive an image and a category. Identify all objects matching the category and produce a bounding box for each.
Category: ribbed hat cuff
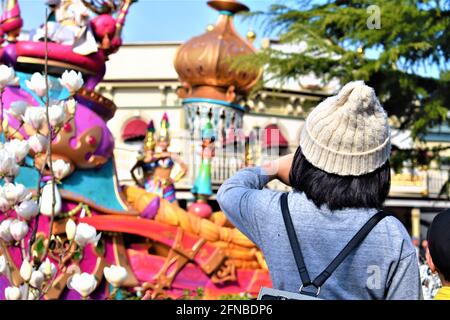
[299,126,391,176]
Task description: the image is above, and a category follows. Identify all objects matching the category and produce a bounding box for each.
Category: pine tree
[244,0,450,169]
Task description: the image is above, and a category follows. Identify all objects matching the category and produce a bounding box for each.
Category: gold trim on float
[17,56,96,75]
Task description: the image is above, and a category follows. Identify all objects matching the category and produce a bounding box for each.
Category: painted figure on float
[33,0,98,56]
[130,114,187,204]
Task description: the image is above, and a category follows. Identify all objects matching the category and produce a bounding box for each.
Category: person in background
[426,210,450,300]
[217,81,422,300]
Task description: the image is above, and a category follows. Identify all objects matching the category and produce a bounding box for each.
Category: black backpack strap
[311,210,390,288]
[280,193,312,287]
[280,192,390,296]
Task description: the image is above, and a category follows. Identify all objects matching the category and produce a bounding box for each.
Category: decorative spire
[158,112,170,142]
[143,119,156,152]
[207,0,249,14]
[0,0,23,42]
[174,0,262,102]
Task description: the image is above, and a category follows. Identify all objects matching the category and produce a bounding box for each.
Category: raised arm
[130,160,144,188]
[216,153,294,245]
[170,152,188,182]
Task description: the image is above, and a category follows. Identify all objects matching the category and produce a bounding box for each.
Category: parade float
[0,0,271,300]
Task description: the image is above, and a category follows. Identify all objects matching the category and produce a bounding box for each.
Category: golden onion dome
[174,0,262,96]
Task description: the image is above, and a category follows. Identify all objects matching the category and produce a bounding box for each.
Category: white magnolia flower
[39,181,62,217]
[0,65,16,88]
[0,255,7,274]
[20,259,32,282]
[0,148,19,177]
[5,139,29,162]
[59,70,83,94]
[29,270,44,288]
[39,258,57,278]
[9,219,29,241]
[65,219,76,241]
[53,159,71,180]
[8,101,28,118]
[3,183,30,205]
[4,286,21,300]
[22,107,46,131]
[0,193,11,212]
[15,199,39,221]
[49,103,65,127]
[74,223,101,247]
[28,134,48,154]
[103,265,128,288]
[25,73,48,97]
[66,98,77,115]
[0,218,13,242]
[68,272,97,298]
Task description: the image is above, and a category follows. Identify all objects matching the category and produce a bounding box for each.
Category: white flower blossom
[49,103,66,127]
[0,192,11,212]
[0,255,7,274]
[22,107,46,131]
[28,134,48,154]
[103,265,128,288]
[0,218,13,242]
[5,139,29,162]
[20,259,32,282]
[8,100,28,118]
[53,159,71,180]
[66,98,77,115]
[39,181,62,217]
[0,65,16,88]
[15,199,39,221]
[0,148,19,177]
[59,70,83,94]
[29,270,44,289]
[68,272,97,298]
[74,223,101,247]
[65,219,76,241]
[9,219,29,241]
[25,73,48,97]
[4,286,21,300]
[39,258,57,278]
[3,183,30,205]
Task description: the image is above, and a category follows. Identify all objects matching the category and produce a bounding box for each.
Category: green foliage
[244,0,450,142]
[34,236,45,256]
[218,292,254,300]
[179,287,205,300]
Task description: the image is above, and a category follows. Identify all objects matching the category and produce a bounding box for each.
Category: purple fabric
[140,196,160,219]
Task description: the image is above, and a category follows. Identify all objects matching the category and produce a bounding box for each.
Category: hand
[261,153,294,186]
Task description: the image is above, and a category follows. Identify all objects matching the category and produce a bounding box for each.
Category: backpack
[258,193,390,300]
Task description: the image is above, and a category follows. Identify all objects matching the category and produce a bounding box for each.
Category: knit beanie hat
[300,81,391,176]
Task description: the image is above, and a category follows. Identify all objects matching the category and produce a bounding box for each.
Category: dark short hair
[289,147,391,211]
[427,210,450,282]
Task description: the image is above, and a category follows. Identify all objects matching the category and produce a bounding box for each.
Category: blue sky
[19,0,441,78]
[20,0,273,45]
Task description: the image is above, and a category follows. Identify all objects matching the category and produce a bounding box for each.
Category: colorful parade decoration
[130,113,188,205]
[0,0,271,300]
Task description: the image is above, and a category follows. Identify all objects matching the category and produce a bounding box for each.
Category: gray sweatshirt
[217,167,422,300]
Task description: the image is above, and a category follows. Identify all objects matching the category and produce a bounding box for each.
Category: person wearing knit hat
[218,81,421,300]
[300,80,391,176]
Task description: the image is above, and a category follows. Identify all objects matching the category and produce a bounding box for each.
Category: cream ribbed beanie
[300,81,391,176]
